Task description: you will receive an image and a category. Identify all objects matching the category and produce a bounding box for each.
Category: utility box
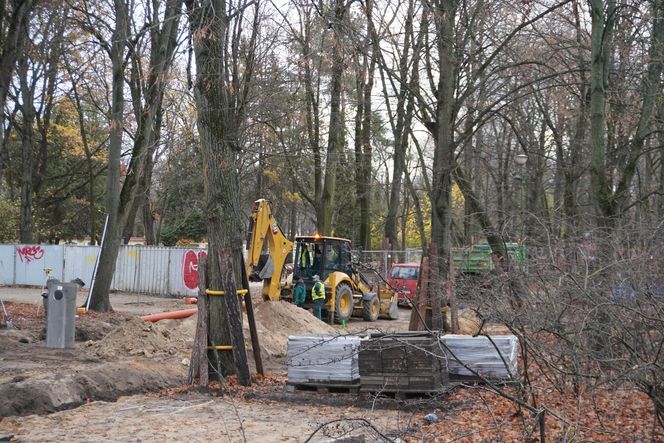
[45,280,77,349]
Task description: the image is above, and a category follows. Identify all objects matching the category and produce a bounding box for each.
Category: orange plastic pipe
[140,308,197,322]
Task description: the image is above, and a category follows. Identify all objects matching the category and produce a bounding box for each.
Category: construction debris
[287,335,361,384]
[441,334,518,380]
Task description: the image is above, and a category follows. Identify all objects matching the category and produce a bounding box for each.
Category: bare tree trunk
[0,0,34,193]
[590,0,663,244]
[429,0,458,324]
[319,0,347,235]
[17,48,35,243]
[186,0,256,385]
[589,0,617,228]
[300,3,323,220]
[381,0,415,251]
[355,0,376,250]
[69,72,97,244]
[88,0,128,312]
[404,164,427,255]
[613,0,664,211]
[90,0,183,310]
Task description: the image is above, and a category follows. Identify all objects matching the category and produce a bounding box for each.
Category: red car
[388,263,420,306]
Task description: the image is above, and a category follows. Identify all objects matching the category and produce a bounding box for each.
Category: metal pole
[85,213,109,311]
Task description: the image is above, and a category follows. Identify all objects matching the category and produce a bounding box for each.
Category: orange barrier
[140,308,197,322]
[184,297,198,305]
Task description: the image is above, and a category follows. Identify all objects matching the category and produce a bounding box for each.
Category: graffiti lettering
[16,245,45,263]
[183,250,207,290]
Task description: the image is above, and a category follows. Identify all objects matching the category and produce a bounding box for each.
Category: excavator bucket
[258,255,275,279]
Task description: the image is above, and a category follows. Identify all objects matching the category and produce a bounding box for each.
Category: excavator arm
[246,199,293,301]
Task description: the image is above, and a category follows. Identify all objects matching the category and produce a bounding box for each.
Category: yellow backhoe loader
[246,199,399,323]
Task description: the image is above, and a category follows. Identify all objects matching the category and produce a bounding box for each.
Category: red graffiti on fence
[183,250,207,290]
[16,245,45,263]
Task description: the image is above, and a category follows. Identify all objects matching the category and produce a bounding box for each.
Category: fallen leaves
[405,382,662,442]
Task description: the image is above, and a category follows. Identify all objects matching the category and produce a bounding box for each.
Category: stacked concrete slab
[441,334,519,380]
[287,335,361,384]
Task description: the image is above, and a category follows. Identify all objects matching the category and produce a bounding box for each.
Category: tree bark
[0,0,34,193]
[355,0,376,250]
[589,0,617,228]
[384,0,415,250]
[429,0,458,323]
[88,0,129,312]
[186,0,256,385]
[17,46,36,243]
[68,67,97,245]
[404,164,427,254]
[90,0,183,310]
[319,0,347,235]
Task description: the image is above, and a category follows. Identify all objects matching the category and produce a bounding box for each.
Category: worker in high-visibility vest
[299,245,310,268]
[311,274,325,320]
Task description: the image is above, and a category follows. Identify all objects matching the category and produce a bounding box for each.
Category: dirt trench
[0,357,185,417]
[0,298,361,419]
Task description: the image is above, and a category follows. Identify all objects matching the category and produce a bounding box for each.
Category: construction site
[0,199,660,442]
[0,278,526,442]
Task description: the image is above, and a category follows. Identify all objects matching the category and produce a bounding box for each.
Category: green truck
[452,242,526,273]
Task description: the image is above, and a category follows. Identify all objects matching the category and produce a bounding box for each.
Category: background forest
[3,0,662,251]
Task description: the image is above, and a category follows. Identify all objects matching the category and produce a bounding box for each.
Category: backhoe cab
[246,199,399,324]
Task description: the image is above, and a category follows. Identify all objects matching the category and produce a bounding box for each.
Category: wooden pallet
[286,381,361,394]
[358,334,448,394]
[448,374,519,385]
[359,386,449,400]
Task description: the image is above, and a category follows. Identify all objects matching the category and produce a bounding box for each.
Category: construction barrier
[0,244,206,296]
[0,244,425,297]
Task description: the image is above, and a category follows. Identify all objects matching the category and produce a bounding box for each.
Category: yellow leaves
[451,182,464,209]
[284,192,302,204]
[48,96,108,161]
[263,169,281,183]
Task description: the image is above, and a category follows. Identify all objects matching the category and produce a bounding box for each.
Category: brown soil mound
[244,301,336,358]
[88,301,334,361]
[0,359,184,417]
[90,317,195,359]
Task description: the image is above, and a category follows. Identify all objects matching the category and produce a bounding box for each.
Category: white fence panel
[113,246,141,292]
[0,245,15,284]
[135,247,171,294]
[63,246,99,287]
[13,244,64,285]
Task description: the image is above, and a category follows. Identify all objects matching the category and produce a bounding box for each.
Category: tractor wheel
[334,283,354,323]
[362,295,380,322]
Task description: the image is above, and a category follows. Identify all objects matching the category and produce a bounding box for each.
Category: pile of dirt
[0,359,185,417]
[89,316,195,359]
[245,301,337,358]
[87,300,335,361]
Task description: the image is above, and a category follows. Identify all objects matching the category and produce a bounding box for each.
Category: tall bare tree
[185,0,259,384]
[0,0,36,194]
[590,0,664,232]
[89,0,184,311]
